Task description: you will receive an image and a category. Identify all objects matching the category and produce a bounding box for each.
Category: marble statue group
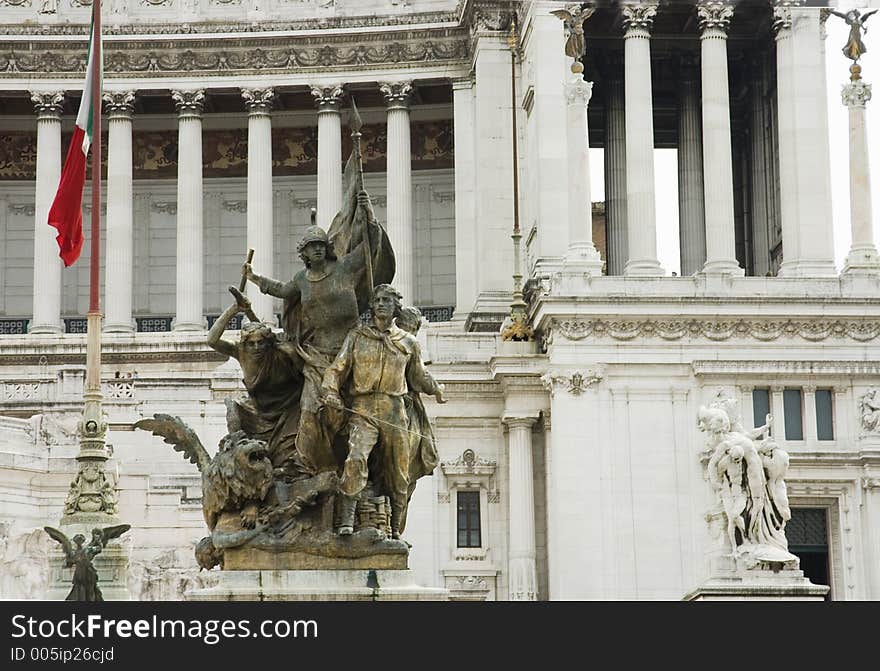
[136,115,444,570]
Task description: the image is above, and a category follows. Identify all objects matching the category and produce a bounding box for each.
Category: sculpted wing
[863,9,878,23]
[550,8,574,23]
[134,414,210,471]
[96,524,131,547]
[43,526,74,561]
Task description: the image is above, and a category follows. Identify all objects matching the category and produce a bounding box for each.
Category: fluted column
[103,91,136,333]
[452,76,478,319]
[842,79,880,274]
[29,91,64,334]
[677,56,706,276]
[622,2,664,276]
[242,88,276,322]
[505,416,537,601]
[380,81,415,303]
[565,77,602,270]
[172,89,205,331]
[697,1,743,276]
[311,85,344,231]
[604,66,627,275]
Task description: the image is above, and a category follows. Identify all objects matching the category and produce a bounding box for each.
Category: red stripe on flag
[47,126,87,267]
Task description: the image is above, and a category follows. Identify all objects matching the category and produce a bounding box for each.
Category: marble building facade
[0,0,879,601]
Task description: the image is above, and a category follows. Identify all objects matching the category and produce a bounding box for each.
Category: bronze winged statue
[551,3,595,61]
[44,525,130,601]
[831,8,878,63]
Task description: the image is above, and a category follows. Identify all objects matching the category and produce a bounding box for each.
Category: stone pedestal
[683,554,828,601]
[47,543,131,601]
[185,570,449,601]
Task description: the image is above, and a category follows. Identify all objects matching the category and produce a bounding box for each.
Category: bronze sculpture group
[137,109,443,569]
[44,525,130,601]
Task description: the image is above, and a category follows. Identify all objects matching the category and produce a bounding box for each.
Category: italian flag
[47,15,101,267]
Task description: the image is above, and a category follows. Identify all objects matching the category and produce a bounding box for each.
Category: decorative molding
[293,197,318,210]
[431,190,455,204]
[441,448,497,478]
[540,366,604,396]
[693,360,880,377]
[29,91,64,119]
[8,203,35,217]
[171,89,205,117]
[437,491,450,504]
[151,201,177,215]
[310,84,344,112]
[222,200,248,213]
[2,0,32,6]
[102,90,136,119]
[842,81,871,108]
[549,318,880,343]
[621,1,658,35]
[241,87,274,114]
[379,80,413,110]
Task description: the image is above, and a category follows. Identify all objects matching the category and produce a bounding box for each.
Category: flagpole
[61,0,118,528]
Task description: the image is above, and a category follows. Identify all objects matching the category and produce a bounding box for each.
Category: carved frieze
[549,318,880,343]
[540,366,604,396]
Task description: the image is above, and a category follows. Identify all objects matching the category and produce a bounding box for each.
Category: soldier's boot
[336,494,357,536]
[390,503,404,540]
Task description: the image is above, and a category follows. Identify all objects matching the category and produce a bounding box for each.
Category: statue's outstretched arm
[207,300,240,359]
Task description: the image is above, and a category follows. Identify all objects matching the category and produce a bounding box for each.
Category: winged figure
[830,8,878,63]
[551,3,596,60]
[44,524,130,601]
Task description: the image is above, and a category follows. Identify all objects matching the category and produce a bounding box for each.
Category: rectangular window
[456,490,481,549]
[752,388,771,429]
[815,389,834,441]
[783,388,804,440]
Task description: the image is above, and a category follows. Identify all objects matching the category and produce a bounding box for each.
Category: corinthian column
[505,416,538,601]
[172,89,205,331]
[103,91,136,333]
[841,79,880,274]
[29,91,64,334]
[380,81,415,303]
[565,77,602,271]
[311,85,344,231]
[242,88,276,322]
[677,55,706,276]
[697,1,743,276]
[622,2,664,276]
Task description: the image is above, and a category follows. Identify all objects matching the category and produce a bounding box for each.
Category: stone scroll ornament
[697,392,798,568]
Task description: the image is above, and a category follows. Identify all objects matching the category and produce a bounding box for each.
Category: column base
[778,259,838,278]
[701,258,744,276]
[842,245,880,275]
[172,318,207,332]
[103,321,135,334]
[623,258,665,277]
[564,243,604,274]
[508,556,538,601]
[28,323,63,335]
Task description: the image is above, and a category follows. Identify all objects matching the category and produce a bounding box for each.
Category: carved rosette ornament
[102,90,135,120]
[310,84,344,113]
[621,2,659,37]
[842,80,872,108]
[379,81,414,111]
[171,89,205,118]
[30,91,64,119]
[541,366,605,396]
[241,87,274,116]
[696,0,734,37]
[565,78,593,107]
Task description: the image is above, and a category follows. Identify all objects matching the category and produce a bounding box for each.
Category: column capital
[171,89,205,118]
[310,84,344,113]
[696,1,734,36]
[772,1,804,38]
[565,77,593,107]
[103,90,136,120]
[30,91,64,119]
[503,416,538,430]
[380,81,414,111]
[621,1,658,36]
[842,80,872,108]
[241,87,275,115]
